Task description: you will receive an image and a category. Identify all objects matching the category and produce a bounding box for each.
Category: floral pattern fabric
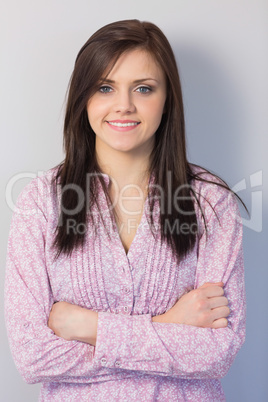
[5,167,246,401]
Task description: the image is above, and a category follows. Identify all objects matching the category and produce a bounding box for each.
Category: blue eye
[136,86,151,94]
[99,86,112,93]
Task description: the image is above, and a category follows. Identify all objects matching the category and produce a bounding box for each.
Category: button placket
[119,282,133,314]
[117,258,134,316]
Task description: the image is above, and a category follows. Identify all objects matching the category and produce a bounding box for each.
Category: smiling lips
[106,120,141,131]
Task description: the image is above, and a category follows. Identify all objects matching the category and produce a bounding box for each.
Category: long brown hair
[52,19,243,260]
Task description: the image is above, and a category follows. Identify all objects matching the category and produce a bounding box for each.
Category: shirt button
[115,361,121,367]
[101,358,107,365]
[123,306,128,313]
[124,287,130,294]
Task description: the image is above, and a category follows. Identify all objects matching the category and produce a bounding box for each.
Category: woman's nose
[113,91,136,113]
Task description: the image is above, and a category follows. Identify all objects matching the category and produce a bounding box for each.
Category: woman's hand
[47,302,98,345]
[152,282,230,329]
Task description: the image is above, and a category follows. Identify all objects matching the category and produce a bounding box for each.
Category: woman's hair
[52,19,242,260]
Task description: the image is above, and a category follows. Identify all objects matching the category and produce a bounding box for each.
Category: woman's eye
[99,86,113,93]
[136,86,152,94]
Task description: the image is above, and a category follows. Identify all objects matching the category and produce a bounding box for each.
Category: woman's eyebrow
[133,78,159,84]
[100,78,159,84]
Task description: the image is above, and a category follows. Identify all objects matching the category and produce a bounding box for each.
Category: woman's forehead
[102,49,165,81]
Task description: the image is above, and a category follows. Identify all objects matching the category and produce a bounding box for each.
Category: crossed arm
[5,177,245,383]
[48,282,230,346]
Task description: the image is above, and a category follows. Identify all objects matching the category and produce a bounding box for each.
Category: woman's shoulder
[14,166,60,212]
[188,163,239,216]
[189,163,231,198]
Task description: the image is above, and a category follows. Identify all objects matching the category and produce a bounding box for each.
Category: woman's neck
[96,148,151,190]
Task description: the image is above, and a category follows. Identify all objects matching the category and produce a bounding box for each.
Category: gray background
[1,0,267,401]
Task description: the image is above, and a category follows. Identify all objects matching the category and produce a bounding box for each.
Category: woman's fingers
[201,282,224,288]
[165,282,230,328]
[211,305,230,322]
[198,282,225,298]
[211,317,229,329]
[195,284,230,328]
[209,296,229,309]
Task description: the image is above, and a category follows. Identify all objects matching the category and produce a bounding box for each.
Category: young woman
[5,19,246,401]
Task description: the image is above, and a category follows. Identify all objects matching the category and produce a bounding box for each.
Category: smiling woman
[87,49,166,155]
[5,19,246,402]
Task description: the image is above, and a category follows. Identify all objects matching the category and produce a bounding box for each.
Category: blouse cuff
[93,311,172,375]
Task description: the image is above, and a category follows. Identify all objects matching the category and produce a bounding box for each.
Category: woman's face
[86,49,166,157]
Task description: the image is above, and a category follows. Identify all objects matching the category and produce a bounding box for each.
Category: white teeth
[108,122,139,127]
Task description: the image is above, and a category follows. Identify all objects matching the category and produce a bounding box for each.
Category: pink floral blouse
[5,167,246,401]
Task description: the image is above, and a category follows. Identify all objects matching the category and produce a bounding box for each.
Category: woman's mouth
[106,120,141,131]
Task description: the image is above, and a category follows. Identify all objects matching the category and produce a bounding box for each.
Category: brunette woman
[5,19,245,401]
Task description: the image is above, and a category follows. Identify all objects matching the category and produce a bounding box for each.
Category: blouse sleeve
[93,184,246,379]
[4,178,120,385]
